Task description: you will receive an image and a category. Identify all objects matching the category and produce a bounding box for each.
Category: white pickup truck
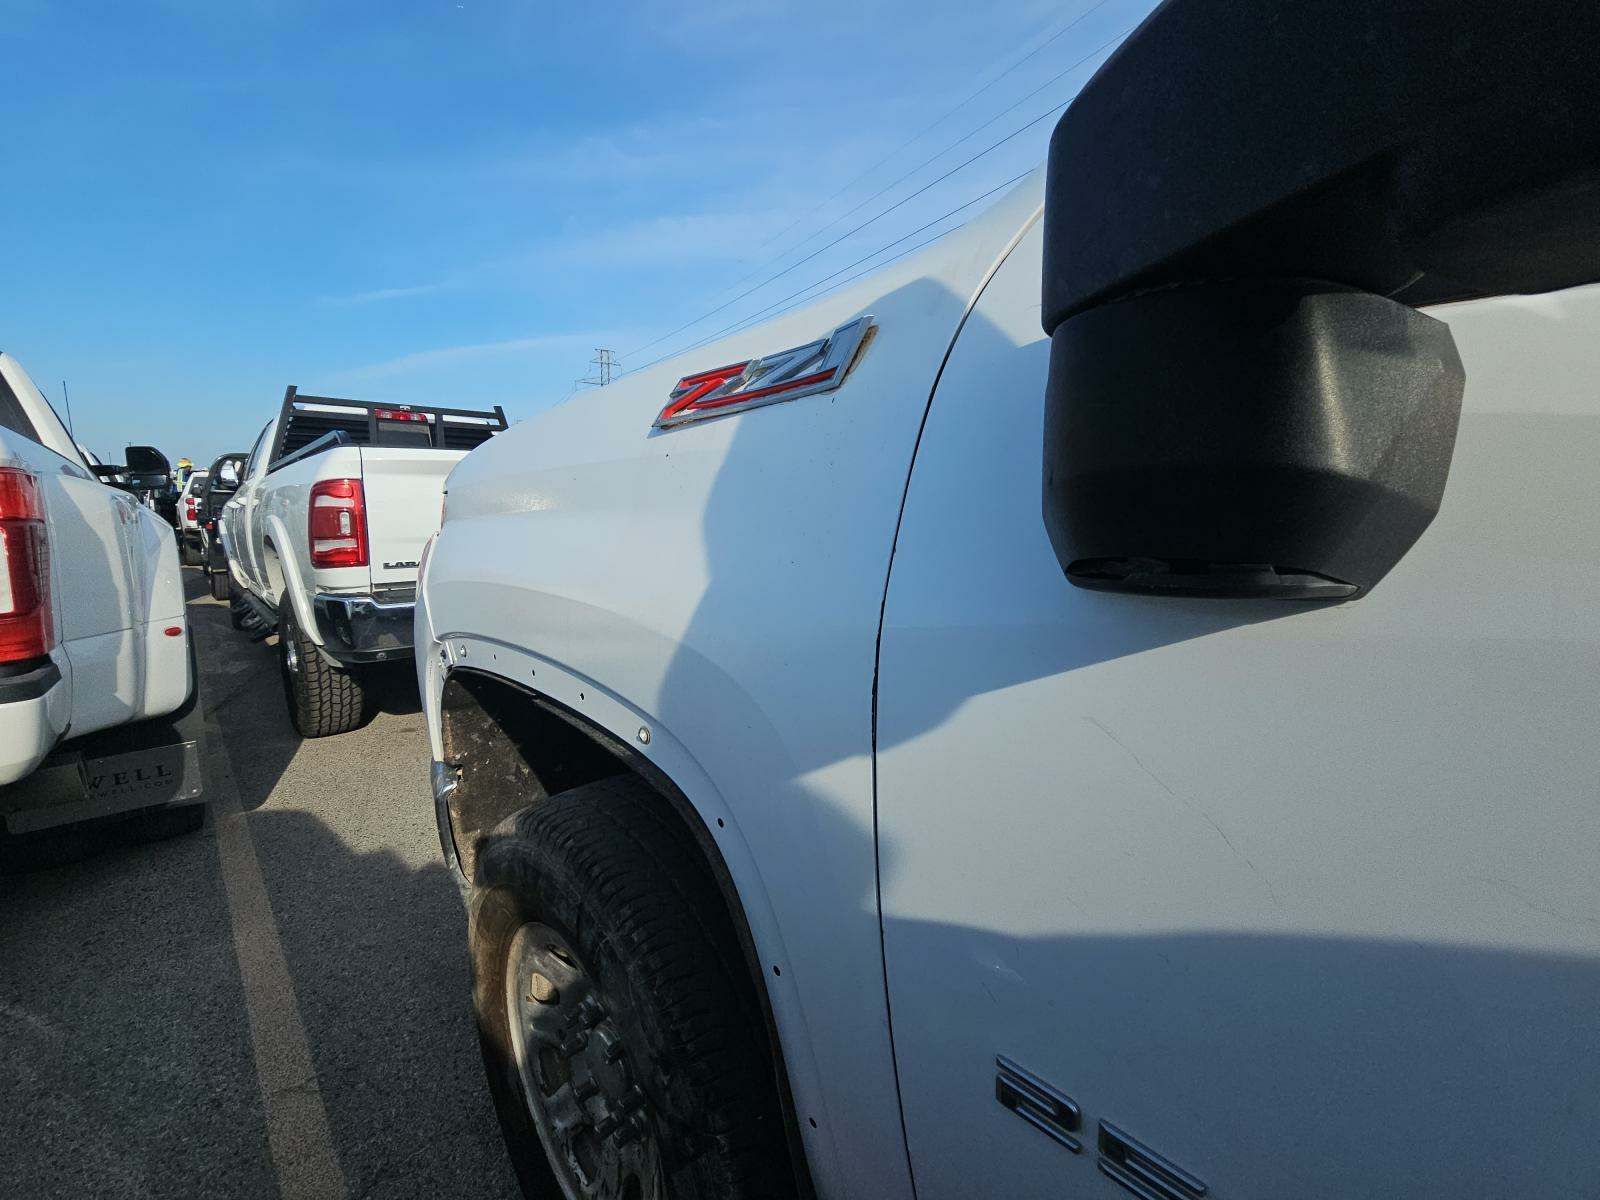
[222,387,504,737]
[0,352,203,838]
[414,3,1600,1198]
[176,468,209,565]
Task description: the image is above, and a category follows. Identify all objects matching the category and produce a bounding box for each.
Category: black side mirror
[1044,280,1462,601]
[123,445,171,491]
[1040,0,1599,600]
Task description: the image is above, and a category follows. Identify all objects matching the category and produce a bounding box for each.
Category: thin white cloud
[670,0,791,27]
[329,331,617,383]
[544,211,789,267]
[319,282,447,306]
[638,0,796,45]
[491,113,749,186]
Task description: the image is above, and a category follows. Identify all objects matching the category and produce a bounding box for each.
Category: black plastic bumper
[0,657,62,705]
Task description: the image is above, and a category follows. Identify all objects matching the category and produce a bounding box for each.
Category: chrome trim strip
[311,592,415,662]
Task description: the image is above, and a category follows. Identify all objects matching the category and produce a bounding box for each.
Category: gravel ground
[0,567,520,1200]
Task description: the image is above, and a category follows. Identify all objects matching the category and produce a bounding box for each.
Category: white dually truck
[414,2,1600,1198]
[221,387,504,737]
[0,352,203,839]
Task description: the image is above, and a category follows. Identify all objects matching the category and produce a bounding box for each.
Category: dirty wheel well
[439,669,627,879]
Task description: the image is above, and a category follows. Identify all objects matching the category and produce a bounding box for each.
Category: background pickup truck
[223,386,504,737]
[0,351,203,839]
[199,450,247,601]
[176,468,209,565]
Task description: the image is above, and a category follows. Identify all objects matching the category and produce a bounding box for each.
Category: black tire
[180,540,199,566]
[471,775,795,1200]
[209,569,230,601]
[278,605,366,737]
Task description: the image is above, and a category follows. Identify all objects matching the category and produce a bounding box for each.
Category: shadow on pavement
[0,569,517,1199]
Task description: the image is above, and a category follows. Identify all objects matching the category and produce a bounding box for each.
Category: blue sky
[1,0,1151,467]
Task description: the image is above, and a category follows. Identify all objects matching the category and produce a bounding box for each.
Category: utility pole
[574,348,619,389]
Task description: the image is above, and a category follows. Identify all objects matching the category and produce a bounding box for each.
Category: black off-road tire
[278,606,366,738]
[209,569,230,601]
[471,775,795,1200]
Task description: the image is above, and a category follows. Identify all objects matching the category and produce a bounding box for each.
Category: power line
[621,25,1129,367]
[770,26,1127,271]
[723,172,1031,336]
[744,0,1116,263]
[631,225,970,380]
[625,170,1031,378]
[622,106,1044,361]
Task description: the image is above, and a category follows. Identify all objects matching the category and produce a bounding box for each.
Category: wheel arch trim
[259,517,323,646]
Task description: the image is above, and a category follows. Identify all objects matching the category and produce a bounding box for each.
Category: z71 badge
[653,315,874,430]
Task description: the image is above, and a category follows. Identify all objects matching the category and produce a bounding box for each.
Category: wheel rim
[505,922,663,1200]
[283,635,299,674]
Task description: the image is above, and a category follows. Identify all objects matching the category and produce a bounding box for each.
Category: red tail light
[374,408,428,422]
[0,468,54,664]
[308,478,368,568]
[186,502,198,521]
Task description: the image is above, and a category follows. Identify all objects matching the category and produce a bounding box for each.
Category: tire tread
[280,608,366,737]
[474,775,795,1199]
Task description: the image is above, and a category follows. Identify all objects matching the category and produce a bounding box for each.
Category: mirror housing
[1040,0,1600,600]
[1045,280,1463,599]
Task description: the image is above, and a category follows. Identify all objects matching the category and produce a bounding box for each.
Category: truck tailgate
[358,447,465,589]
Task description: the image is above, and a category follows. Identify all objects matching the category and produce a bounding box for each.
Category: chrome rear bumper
[312,590,415,664]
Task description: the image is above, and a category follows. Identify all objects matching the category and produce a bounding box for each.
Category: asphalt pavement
[0,567,520,1200]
